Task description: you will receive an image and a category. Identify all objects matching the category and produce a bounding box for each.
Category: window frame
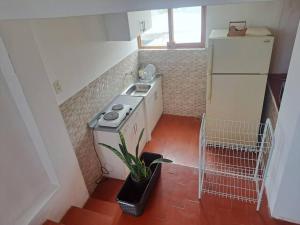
[138,6,206,49]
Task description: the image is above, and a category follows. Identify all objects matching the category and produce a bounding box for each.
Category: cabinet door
[119,112,135,177]
[95,131,128,180]
[120,102,146,157]
[120,114,135,155]
[134,102,147,156]
[121,125,132,177]
[147,80,163,134]
[146,90,156,133]
[153,78,163,125]
[128,10,152,40]
[103,13,131,41]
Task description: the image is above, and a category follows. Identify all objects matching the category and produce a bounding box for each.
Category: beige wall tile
[59,51,138,193]
[139,49,207,117]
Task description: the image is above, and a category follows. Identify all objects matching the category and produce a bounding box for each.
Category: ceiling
[0,0,274,20]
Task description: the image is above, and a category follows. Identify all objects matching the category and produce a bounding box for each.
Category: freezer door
[206,74,267,124]
[211,37,274,74]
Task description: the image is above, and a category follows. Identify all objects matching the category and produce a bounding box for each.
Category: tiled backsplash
[59,49,208,193]
[139,49,207,117]
[59,51,138,193]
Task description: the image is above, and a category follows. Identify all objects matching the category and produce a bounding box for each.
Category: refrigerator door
[206,74,267,124]
[211,37,274,74]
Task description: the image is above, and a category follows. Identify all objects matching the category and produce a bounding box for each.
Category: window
[139,9,169,47]
[138,6,206,49]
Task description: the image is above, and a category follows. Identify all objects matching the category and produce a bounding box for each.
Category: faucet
[123,71,136,88]
[124,71,135,79]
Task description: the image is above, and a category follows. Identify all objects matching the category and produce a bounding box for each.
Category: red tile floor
[144,114,200,168]
[92,114,295,225]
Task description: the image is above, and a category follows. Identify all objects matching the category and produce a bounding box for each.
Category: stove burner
[103,111,119,121]
[112,104,124,111]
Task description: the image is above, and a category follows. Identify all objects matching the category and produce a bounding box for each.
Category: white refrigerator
[206,29,274,125]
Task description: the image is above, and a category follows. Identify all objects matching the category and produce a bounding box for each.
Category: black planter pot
[116,152,162,216]
[130,172,151,189]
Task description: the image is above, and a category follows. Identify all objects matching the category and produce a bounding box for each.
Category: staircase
[43,198,122,225]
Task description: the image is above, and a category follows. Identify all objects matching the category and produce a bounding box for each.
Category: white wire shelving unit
[198,114,274,210]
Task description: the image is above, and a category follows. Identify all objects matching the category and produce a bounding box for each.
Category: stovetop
[97,104,132,128]
[88,95,144,132]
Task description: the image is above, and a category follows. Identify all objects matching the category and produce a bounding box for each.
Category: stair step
[84,198,121,218]
[43,220,64,225]
[61,206,113,225]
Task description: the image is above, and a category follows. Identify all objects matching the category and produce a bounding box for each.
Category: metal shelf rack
[198,114,274,210]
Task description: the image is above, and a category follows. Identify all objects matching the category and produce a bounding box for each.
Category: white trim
[0,37,60,225]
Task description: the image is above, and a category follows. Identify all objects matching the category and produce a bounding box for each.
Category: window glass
[140,9,169,47]
[173,6,202,44]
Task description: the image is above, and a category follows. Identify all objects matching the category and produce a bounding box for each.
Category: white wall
[31,15,137,104]
[207,0,300,74]
[266,21,300,223]
[207,1,283,38]
[270,0,300,73]
[206,0,300,74]
[0,20,89,225]
[0,68,56,225]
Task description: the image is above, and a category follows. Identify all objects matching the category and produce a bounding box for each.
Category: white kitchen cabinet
[94,101,146,180]
[120,101,146,155]
[103,10,152,41]
[153,78,163,128]
[145,77,163,141]
[120,101,146,176]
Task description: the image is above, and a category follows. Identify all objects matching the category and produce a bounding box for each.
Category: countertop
[88,95,144,133]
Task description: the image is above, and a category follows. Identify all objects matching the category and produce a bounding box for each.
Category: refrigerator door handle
[207,42,213,103]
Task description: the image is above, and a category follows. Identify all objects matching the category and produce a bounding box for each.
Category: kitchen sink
[124,83,152,96]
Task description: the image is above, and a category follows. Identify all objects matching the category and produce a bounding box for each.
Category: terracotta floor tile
[146,114,200,168]
[92,115,296,225]
[92,178,124,202]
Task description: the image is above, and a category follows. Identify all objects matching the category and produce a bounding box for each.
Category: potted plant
[99,128,172,216]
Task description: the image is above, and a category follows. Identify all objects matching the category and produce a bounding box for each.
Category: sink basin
[124,83,152,96]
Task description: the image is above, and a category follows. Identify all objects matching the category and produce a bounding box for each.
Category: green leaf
[98,143,126,164]
[128,153,140,165]
[149,158,173,167]
[100,130,171,182]
[118,144,138,178]
[119,144,131,163]
[141,160,148,177]
[99,142,138,178]
[119,132,127,150]
[135,128,145,159]
[118,134,133,162]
